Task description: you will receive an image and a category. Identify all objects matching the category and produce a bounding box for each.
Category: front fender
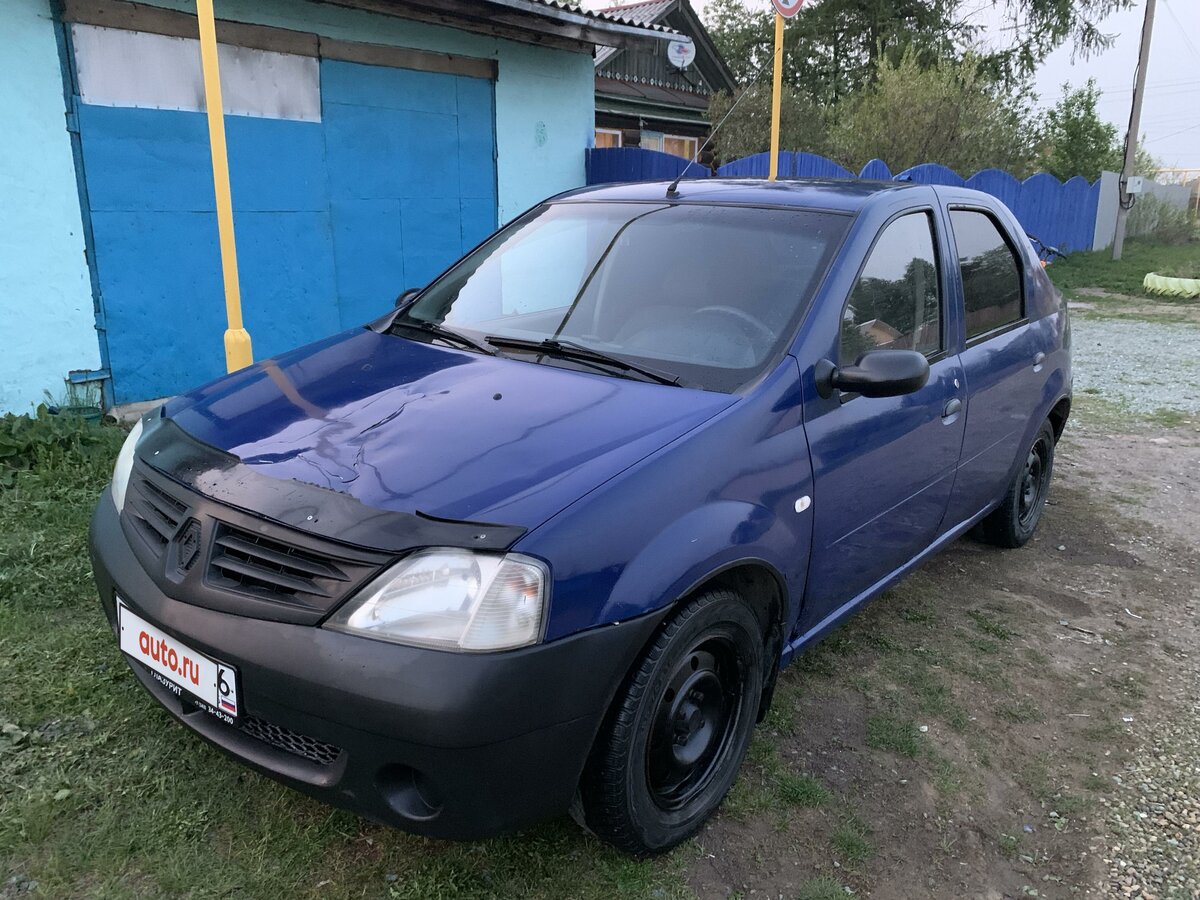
[598,500,799,630]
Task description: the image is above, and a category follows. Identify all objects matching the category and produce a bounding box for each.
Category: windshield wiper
[391,319,498,356]
[484,336,681,386]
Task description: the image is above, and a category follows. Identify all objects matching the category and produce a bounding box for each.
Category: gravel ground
[1072,317,1200,414]
[1102,698,1200,898]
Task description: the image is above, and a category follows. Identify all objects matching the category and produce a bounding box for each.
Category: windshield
[397,201,850,392]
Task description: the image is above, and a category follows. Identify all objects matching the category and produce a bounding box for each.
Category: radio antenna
[666,60,773,198]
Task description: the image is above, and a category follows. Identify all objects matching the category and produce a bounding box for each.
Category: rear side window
[950,210,1024,339]
[840,211,941,363]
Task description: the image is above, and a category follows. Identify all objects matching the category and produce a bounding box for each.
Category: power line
[1161,0,1200,64]
[1099,77,1200,94]
[1157,121,1200,142]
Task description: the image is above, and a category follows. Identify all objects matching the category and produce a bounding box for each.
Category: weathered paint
[3,0,595,410]
[75,58,499,402]
[0,0,101,413]
[137,0,595,224]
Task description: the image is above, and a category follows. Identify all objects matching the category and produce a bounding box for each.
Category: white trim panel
[72,24,321,122]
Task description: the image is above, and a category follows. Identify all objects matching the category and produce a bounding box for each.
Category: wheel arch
[605,558,789,741]
[1048,395,1071,442]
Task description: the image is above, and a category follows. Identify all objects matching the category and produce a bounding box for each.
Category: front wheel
[577,590,764,855]
[978,419,1056,548]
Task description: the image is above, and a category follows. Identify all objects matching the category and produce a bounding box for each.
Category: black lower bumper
[89,490,665,839]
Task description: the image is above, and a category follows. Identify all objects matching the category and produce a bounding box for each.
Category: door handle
[1033,352,1046,371]
[942,398,962,419]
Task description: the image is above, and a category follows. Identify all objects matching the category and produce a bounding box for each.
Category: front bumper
[89,489,665,839]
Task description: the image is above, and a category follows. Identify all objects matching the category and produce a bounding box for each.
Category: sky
[584,0,1200,171]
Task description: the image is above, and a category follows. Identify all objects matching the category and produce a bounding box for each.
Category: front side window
[950,209,1024,340]
[840,212,942,363]
[397,202,850,392]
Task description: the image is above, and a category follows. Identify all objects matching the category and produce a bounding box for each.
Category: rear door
[941,206,1046,528]
[799,207,966,635]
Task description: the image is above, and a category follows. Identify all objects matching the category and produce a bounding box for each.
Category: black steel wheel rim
[1018,435,1051,527]
[645,637,746,811]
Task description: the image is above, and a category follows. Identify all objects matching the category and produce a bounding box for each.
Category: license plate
[118,601,240,722]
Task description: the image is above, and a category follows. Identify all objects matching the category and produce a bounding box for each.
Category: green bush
[1127,194,1192,245]
[0,406,125,483]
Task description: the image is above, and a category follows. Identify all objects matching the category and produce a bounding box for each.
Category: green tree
[706,83,834,162]
[705,0,1134,100]
[830,51,1041,177]
[705,0,969,106]
[1132,138,1162,178]
[1039,79,1120,181]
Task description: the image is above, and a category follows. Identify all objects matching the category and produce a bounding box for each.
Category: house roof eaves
[486,0,684,48]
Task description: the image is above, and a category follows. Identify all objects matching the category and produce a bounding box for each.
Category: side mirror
[394,288,421,309]
[815,349,930,399]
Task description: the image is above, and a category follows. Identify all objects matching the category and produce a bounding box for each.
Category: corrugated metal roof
[597,0,676,26]
[503,0,681,39]
[592,1,679,67]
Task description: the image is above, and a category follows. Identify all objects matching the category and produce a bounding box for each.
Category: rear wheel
[578,590,764,855]
[979,420,1056,548]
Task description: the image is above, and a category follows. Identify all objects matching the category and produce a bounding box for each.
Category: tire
[978,419,1056,548]
[577,589,765,855]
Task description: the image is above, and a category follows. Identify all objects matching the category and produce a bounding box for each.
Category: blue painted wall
[77,60,498,402]
[139,0,595,224]
[2,0,596,409]
[0,0,101,413]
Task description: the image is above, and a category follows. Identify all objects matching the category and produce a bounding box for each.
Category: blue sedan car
[90,178,1071,854]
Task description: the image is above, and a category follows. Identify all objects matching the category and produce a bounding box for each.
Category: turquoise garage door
[66,22,497,404]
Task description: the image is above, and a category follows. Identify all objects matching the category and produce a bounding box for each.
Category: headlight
[110,417,144,512]
[325,548,548,652]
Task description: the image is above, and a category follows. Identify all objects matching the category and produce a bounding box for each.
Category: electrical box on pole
[1112,0,1157,261]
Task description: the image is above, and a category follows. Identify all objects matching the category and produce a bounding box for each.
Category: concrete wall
[1092,171,1193,250]
[141,0,596,224]
[1,0,102,413]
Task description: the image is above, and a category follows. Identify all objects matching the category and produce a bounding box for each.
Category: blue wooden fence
[584,148,1102,253]
[584,147,713,186]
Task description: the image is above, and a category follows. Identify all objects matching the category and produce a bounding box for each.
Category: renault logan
[90,179,1071,855]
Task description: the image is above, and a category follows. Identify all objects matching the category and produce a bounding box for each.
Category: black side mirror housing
[815,349,930,399]
[394,288,421,309]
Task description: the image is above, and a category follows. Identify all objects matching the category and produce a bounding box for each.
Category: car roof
[552,178,920,213]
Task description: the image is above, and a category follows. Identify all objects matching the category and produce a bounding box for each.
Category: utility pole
[1112,0,1156,261]
[197,0,253,371]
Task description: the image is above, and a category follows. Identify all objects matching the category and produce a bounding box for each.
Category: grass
[830,814,873,866]
[0,420,688,900]
[775,773,831,808]
[1068,391,1197,434]
[1048,238,1200,296]
[966,610,1015,642]
[999,833,1020,859]
[865,714,920,758]
[996,699,1043,724]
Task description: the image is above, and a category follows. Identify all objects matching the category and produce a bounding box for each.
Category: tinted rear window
[950,210,1023,340]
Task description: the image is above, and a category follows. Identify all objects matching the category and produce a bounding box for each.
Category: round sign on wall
[666,39,696,69]
[771,0,806,17]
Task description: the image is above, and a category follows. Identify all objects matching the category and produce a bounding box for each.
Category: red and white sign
[119,601,239,719]
[771,0,806,18]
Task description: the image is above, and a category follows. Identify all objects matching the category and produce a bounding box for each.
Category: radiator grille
[208,525,350,608]
[129,477,189,551]
[238,714,342,766]
[121,460,389,623]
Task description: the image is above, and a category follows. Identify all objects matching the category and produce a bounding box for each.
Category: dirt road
[681,407,1200,899]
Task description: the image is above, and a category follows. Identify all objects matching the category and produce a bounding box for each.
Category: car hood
[164,329,734,531]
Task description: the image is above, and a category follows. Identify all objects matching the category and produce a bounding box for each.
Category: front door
[799,210,966,636]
